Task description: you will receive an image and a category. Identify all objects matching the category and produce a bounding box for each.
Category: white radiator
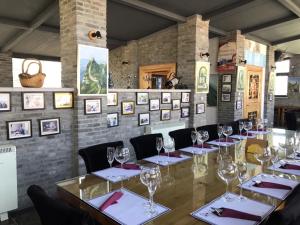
[0,145,18,221]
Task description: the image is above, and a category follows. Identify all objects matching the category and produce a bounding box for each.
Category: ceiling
[0,0,300,59]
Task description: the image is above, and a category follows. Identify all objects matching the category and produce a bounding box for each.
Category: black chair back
[197,124,218,141]
[169,128,194,150]
[285,110,300,131]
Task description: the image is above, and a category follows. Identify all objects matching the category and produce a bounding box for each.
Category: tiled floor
[0,208,41,225]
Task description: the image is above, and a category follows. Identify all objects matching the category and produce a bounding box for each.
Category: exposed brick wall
[0,52,13,87]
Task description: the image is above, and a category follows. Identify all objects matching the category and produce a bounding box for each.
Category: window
[275,60,290,73]
[274,75,288,96]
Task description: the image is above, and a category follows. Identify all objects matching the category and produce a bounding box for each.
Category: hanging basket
[19,59,46,88]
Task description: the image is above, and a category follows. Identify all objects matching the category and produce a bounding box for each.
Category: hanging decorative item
[195,61,210,93]
[108,72,114,88]
[236,66,246,92]
[268,71,276,94]
[19,59,46,88]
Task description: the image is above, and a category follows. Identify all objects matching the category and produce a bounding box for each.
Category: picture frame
[161,92,171,104]
[161,109,171,121]
[222,74,232,83]
[136,92,149,105]
[7,120,32,140]
[236,100,242,110]
[107,112,119,128]
[181,107,190,118]
[138,113,150,126]
[22,92,45,110]
[84,99,101,115]
[195,61,210,93]
[0,92,11,112]
[181,92,190,103]
[196,103,205,114]
[107,92,118,106]
[149,99,160,111]
[222,84,232,93]
[221,93,231,102]
[39,118,60,136]
[236,66,246,92]
[53,92,74,109]
[172,99,181,110]
[121,101,135,115]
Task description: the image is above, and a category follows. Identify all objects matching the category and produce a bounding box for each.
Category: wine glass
[115,147,130,169]
[163,137,175,164]
[191,131,198,147]
[270,147,279,178]
[254,147,271,176]
[244,121,253,137]
[239,121,244,136]
[237,161,248,201]
[198,130,209,149]
[263,118,268,130]
[156,137,163,159]
[107,147,115,167]
[217,125,223,142]
[222,125,233,143]
[257,118,264,131]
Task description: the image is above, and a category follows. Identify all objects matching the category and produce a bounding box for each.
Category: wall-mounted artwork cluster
[221,74,232,102]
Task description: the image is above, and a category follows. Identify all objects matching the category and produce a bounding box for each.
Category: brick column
[0,52,13,87]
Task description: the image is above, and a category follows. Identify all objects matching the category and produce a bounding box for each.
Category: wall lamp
[271,65,276,70]
[88,30,102,40]
[200,52,210,58]
[122,61,129,65]
[239,58,247,64]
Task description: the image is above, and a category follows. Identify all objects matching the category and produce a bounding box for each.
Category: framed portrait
[195,61,210,93]
[107,112,119,128]
[136,92,149,105]
[39,118,60,136]
[236,66,246,92]
[149,99,160,111]
[53,92,74,109]
[107,92,118,106]
[181,107,190,118]
[22,92,45,110]
[221,93,231,102]
[77,44,108,96]
[161,92,171,104]
[84,99,101,114]
[121,101,135,115]
[181,92,190,103]
[161,109,171,121]
[236,100,242,110]
[0,92,11,112]
[7,120,32,140]
[268,93,273,101]
[196,103,205,114]
[172,99,181,110]
[222,74,232,83]
[222,84,232,93]
[138,113,150,126]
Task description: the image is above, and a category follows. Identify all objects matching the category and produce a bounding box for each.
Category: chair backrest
[169,128,194,150]
[285,110,300,131]
[79,141,124,173]
[130,133,163,160]
[197,124,218,141]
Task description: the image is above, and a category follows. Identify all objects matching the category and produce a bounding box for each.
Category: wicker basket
[19,59,46,88]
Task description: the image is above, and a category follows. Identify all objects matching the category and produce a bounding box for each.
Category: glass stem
[226,182,229,195]
[149,191,154,210]
[240,185,243,197]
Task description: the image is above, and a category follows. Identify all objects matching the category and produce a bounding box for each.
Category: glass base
[222,193,234,202]
[238,195,247,201]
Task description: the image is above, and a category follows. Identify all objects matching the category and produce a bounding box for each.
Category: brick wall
[0,52,13,87]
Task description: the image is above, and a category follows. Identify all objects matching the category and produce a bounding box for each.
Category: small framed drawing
[39,118,60,136]
[196,103,205,114]
[22,92,45,110]
[136,92,149,105]
[149,99,160,111]
[107,112,119,128]
[221,93,231,102]
[222,74,232,83]
[222,84,232,93]
[7,120,32,140]
[172,99,181,110]
[121,101,135,115]
[181,107,190,118]
[107,92,118,106]
[236,100,242,110]
[0,92,11,112]
[161,92,171,104]
[161,109,171,121]
[268,93,273,101]
[53,92,74,109]
[138,113,150,126]
[84,99,101,114]
[181,92,190,103]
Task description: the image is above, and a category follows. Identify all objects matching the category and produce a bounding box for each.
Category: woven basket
[19,59,46,88]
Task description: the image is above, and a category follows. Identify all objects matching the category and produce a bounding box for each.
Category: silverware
[211,207,223,216]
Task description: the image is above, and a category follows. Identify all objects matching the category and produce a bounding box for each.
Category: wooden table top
[56,128,298,225]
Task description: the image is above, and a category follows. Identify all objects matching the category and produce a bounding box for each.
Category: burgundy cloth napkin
[241,133,254,136]
[253,181,292,190]
[213,207,261,222]
[160,151,182,158]
[99,191,123,211]
[115,163,140,170]
[195,143,211,149]
[280,163,300,170]
[217,138,235,143]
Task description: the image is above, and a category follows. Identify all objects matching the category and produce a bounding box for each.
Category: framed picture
[161,92,171,104]
[268,71,276,94]
[107,112,119,128]
[236,66,246,92]
[53,92,74,109]
[268,93,273,101]
[22,92,45,110]
[138,113,150,126]
[221,93,231,102]
[195,61,210,93]
[39,118,60,136]
[222,84,232,93]
[222,74,232,83]
[181,92,190,103]
[7,120,32,140]
[196,103,205,114]
[121,101,135,115]
[181,107,190,118]
[0,93,11,112]
[161,109,171,121]
[172,99,181,110]
[84,99,101,114]
[236,100,242,110]
[149,99,160,111]
[136,92,149,105]
[77,44,108,96]
[107,92,118,106]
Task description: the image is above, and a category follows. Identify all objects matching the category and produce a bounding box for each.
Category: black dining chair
[197,124,218,141]
[79,141,124,173]
[130,133,163,160]
[169,128,194,150]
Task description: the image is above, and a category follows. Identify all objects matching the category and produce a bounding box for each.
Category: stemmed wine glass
[107,147,115,167]
[115,147,130,169]
[263,118,268,130]
[163,137,175,164]
[254,147,271,176]
[244,121,253,137]
[239,121,244,136]
[217,124,223,142]
[237,161,248,201]
[198,130,209,150]
[256,118,264,132]
[191,131,198,147]
[156,137,163,160]
[222,125,233,143]
[270,147,279,178]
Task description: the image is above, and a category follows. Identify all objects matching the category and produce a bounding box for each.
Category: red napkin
[195,143,211,149]
[160,151,182,158]
[115,163,140,170]
[253,181,292,190]
[280,163,300,170]
[213,207,261,222]
[258,128,267,131]
[217,138,235,143]
[99,191,123,211]
[241,133,254,136]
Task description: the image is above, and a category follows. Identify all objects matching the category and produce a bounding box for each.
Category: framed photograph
[236,66,246,92]
[138,113,150,126]
[196,103,205,114]
[161,109,171,121]
[0,93,11,112]
[107,92,118,106]
[221,93,231,102]
[136,92,149,105]
[22,92,45,110]
[149,99,160,111]
[84,99,101,114]
[53,92,74,109]
[222,84,232,93]
[7,120,32,140]
[236,100,242,110]
[222,74,232,83]
[195,61,210,93]
[268,93,273,101]
[39,118,60,136]
[161,92,171,104]
[181,92,190,103]
[107,112,119,128]
[172,99,181,110]
[121,101,135,115]
[181,107,190,118]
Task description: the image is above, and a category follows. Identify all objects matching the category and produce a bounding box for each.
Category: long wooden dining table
[56,128,299,225]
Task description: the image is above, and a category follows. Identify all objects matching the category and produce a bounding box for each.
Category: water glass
[254,147,271,175]
[198,130,209,149]
[115,147,130,168]
[163,137,175,163]
[217,125,223,141]
[237,161,248,201]
[107,147,115,167]
[191,131,198,147]
[156,137,163,157]
[238,121,244,136]
[244,121,253,137]
[222,125,233,143]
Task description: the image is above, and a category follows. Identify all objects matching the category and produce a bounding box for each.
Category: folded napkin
[253,181,292,190]
[217,138,235,143]
[241,133,254,136]
[99,191,123,211]
[195,143,211,149]
[160,151,182,158]
[213,207,261,222]
[280,163,300,170]
[115,163,140,170]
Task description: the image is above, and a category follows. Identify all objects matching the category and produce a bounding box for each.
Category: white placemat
[143,154,191,166]
[93,167,141,183]
[248,130,270,135]
[230,134,256,140]
[268,161,300,176]
[87,188,170,225]
[286,153,300,160]
[180,146,218,155]
[191,192,274,225]
[207,139,239,147]
[240,173,298,200]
